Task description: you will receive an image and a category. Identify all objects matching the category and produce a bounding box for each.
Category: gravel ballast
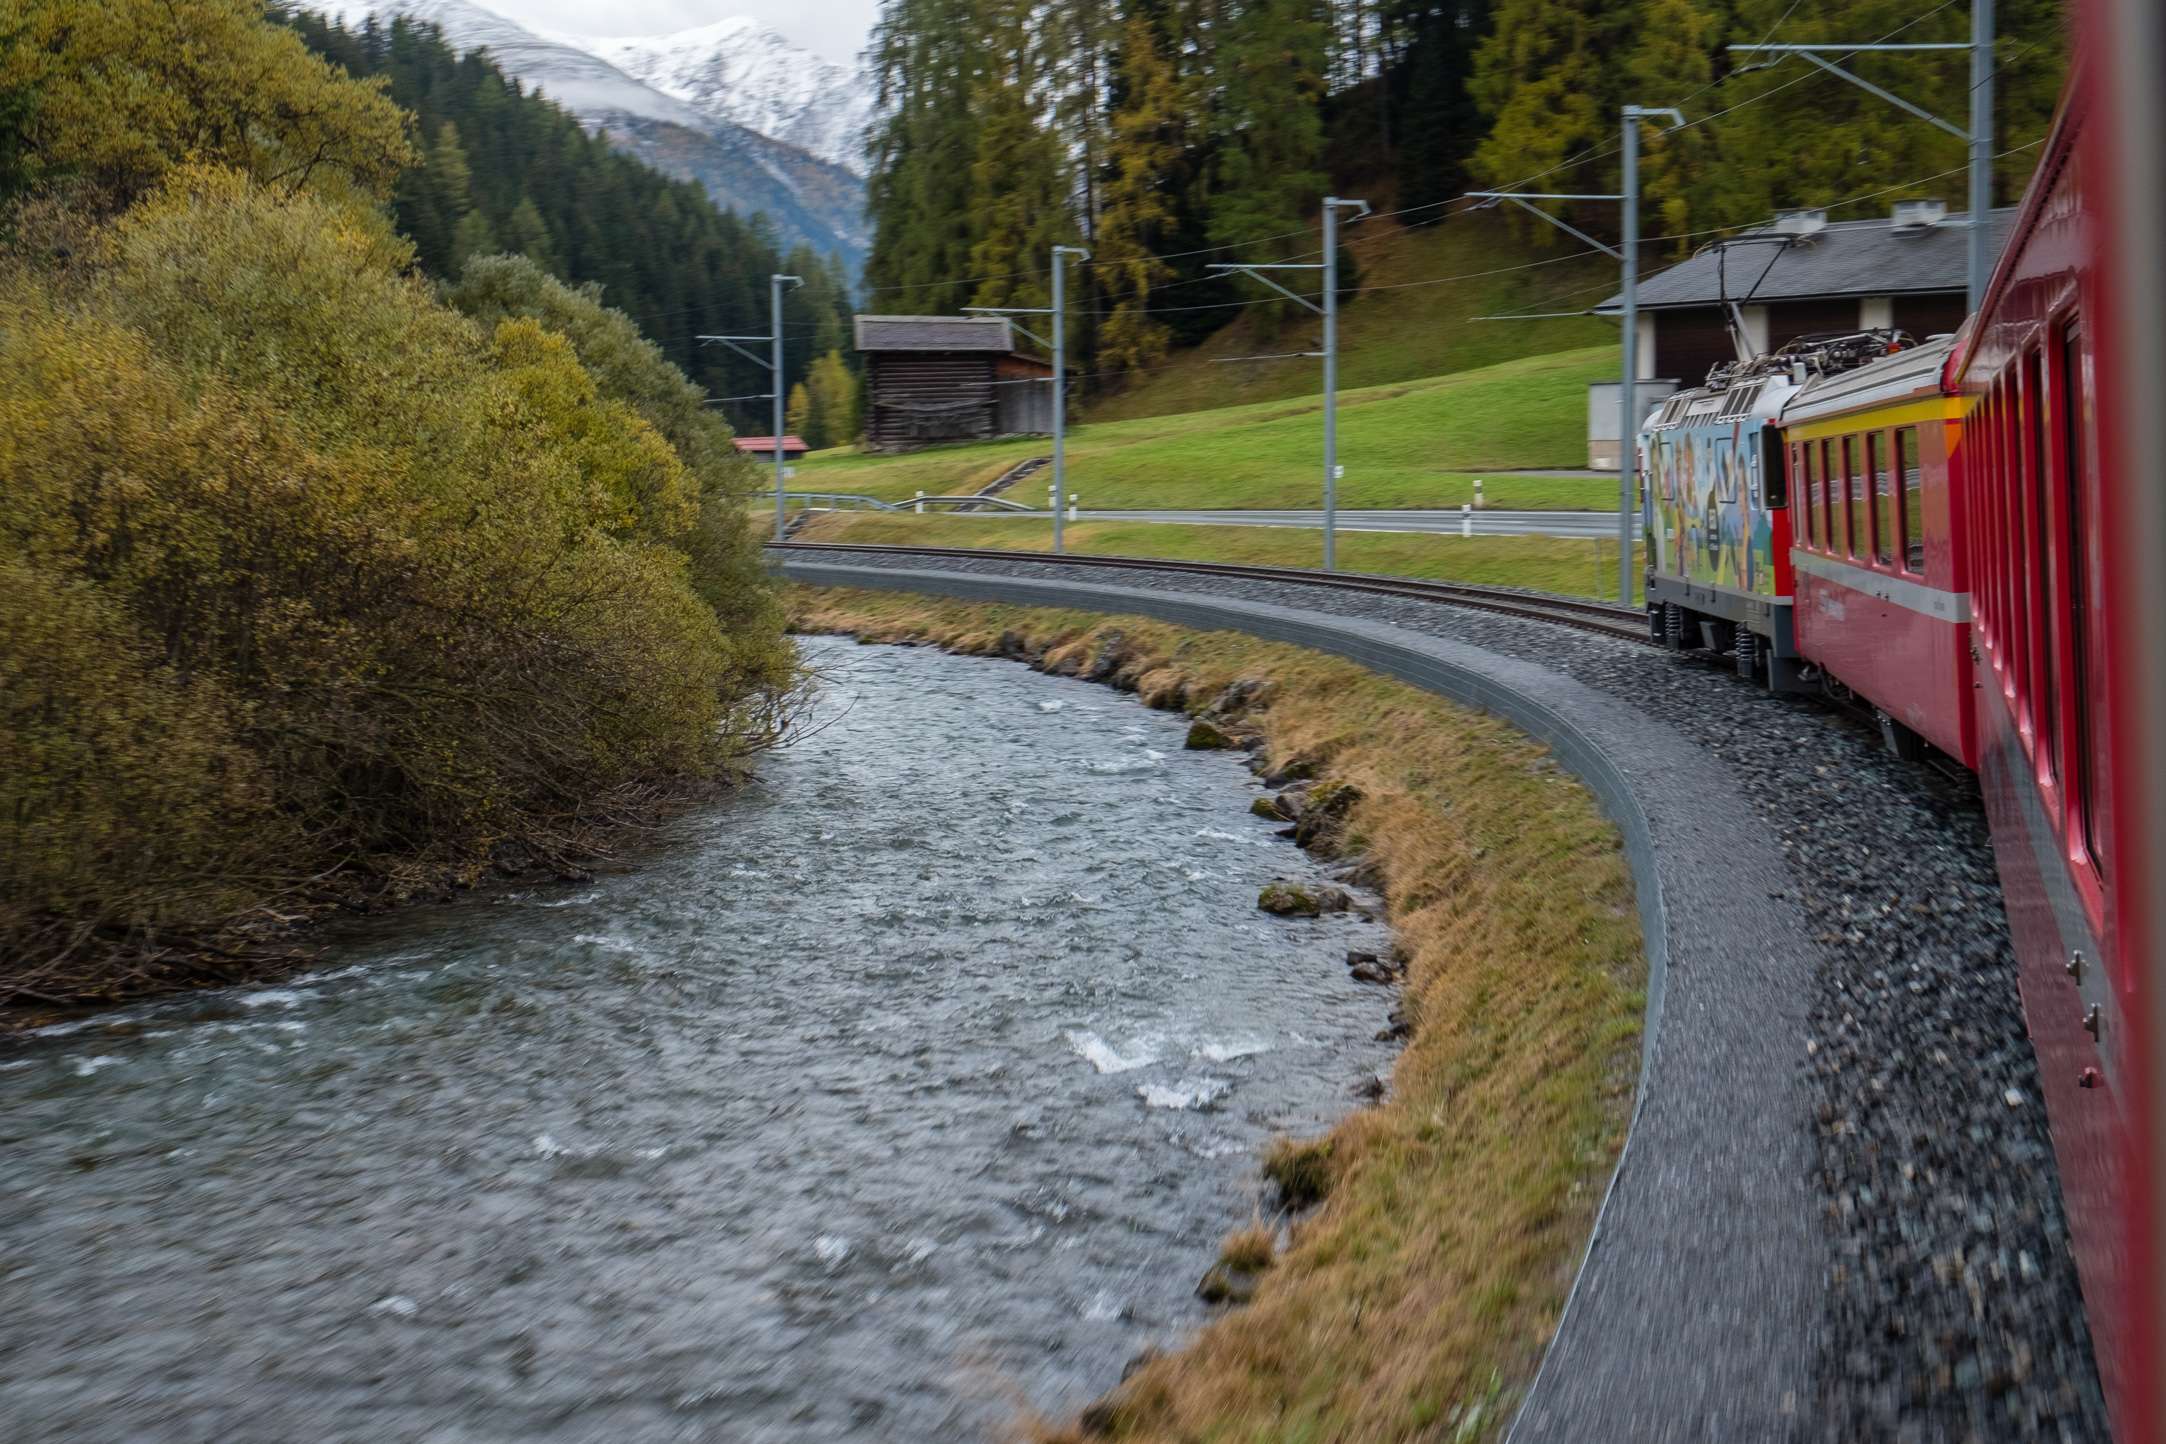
[778,548,2109,1443]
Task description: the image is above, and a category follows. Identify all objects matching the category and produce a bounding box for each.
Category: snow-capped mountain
[324,0,704,123]
[319,0,868,265]
[574,19,875,177]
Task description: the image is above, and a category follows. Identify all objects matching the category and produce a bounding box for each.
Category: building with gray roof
[1595,202,2017,388]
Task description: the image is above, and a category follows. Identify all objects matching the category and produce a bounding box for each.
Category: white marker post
[1473,478,1484,510]
[1461,503,1473,539]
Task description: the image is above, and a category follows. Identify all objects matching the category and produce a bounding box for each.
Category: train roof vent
[1890,198,1949,232]
[1717,380,1765,419]
[1770,208,1828,238]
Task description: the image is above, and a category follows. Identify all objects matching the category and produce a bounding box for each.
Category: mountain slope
[577,19,874,177]
[319,0,867,265]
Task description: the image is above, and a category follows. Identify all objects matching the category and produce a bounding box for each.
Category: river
[0,636,1394,1442]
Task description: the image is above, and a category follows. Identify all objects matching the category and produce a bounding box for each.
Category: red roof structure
[731,435,809,458]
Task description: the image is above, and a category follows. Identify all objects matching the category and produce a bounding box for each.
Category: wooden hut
[854,315,1052,451]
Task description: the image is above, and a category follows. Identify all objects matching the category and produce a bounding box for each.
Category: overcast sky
[487,0,880,68]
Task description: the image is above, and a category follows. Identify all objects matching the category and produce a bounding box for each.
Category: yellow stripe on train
[1781,395,1966,442]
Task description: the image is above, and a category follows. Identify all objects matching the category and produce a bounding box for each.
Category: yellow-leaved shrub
[0,167,788,1005]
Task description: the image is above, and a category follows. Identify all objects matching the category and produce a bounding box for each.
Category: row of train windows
[1790,428,1926,573]
[1977,316,2110,882]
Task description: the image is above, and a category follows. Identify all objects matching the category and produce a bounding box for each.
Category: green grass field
[793,509,1644,602]
[1085,211,1618,423]
[794,345,1614,512]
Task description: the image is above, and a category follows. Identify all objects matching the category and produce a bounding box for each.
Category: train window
[2025,348,2056,776]
[1760,428,1787,509]
[2004,377,2029,709]
[1897,427,1924,573]
[1870,432,1896,565]
[1796,445,1815,544]
[1844,436,1868,559]
[2062,321,2108,878]
[1820,438,1838,550]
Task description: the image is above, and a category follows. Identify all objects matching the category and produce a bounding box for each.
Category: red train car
[1953,19,2163,1435]
[1752,6,2164,1433]
[1782,335,1978,764]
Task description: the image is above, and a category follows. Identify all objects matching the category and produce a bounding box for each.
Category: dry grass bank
[790,587,1645,1442]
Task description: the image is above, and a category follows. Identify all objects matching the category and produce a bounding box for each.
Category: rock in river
[1257,881,1352,917]
[1185,718,1236,750]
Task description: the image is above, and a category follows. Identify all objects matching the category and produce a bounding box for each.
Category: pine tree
[1701,0,2066,235]
[964,0,1075,312]
[450,208,497,273]
[1208,0,1331,328]
[1386,0,1492,222]
[1626,0,1711,255]
[1094,15,1182,378]
[500,195,555,273]
[1468,0,1621,238]
[864,0,988,312]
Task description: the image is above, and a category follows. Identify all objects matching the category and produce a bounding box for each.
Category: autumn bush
[0,1,793,1008]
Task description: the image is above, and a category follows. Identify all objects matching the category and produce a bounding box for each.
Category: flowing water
[1,636,1394,1442]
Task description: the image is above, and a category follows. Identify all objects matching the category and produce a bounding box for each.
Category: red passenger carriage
[1949,24,2160,1436]
[1782,335,1977,763]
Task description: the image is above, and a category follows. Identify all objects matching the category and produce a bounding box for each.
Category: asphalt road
[979,507,1644,538]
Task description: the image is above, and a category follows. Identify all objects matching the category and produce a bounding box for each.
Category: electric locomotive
[1639,331,1915,691]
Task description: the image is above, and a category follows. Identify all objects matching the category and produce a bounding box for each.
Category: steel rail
[767,541,1652,644]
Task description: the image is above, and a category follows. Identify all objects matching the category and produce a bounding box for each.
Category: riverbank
[789,586,1646,1441]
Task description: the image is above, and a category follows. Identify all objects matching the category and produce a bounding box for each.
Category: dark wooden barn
[854,315,1052,451]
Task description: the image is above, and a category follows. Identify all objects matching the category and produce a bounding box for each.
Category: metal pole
[1322,198,1340,572]
[1619,112,1640,607]
[771,274,787,542]
[1967,0,1995,312]
[1052,250,1066,555]
[1050,246,1089,555]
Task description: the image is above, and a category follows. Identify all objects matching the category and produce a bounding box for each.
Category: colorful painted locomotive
[1639,332,1912,691]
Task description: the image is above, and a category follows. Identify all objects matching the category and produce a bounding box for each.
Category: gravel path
[780,548,2109,1442]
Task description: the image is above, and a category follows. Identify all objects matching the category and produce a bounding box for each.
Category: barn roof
[854,315,1017,353]
[1596,207,2019,313]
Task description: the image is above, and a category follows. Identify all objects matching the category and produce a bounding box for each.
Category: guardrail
[783,492,1039,514]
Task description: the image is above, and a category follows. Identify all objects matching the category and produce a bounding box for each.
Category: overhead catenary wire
[694,132,2046,381]
[679,0,2038,338]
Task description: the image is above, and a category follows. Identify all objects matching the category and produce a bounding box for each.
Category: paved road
[970,507,1644,539]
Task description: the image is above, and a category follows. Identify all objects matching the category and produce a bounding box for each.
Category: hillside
[582,18,874,175]
[312,0,868,265]
[1085,211,1616,423]
[799,345,1614,511]
[287,9,858,411]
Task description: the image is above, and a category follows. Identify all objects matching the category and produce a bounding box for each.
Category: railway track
[767,542,1653,644]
